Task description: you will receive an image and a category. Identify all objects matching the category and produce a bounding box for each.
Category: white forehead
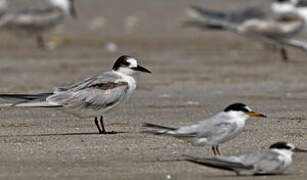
[127,58,138,67]
[245,106,252,112]
[287,143,295,149]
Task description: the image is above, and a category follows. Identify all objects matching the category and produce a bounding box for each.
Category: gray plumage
[186,2,307,61]
[185,149,293,175]
[0,55,151,134]
[143,112,243,146]
[0,0,76,48]
[143,103,265,155]
[0,72,129,115]
[189,5,267,30]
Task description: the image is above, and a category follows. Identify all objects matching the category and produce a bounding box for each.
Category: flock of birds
[0,0,306,177]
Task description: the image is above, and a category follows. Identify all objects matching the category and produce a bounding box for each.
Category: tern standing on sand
[0,56,151,134]
[143,103,266,156]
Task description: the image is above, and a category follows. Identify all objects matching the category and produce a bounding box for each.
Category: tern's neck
[271,3,296,15]
[113,70,136,79]
[272,149,293,159]
[225,111,249,122]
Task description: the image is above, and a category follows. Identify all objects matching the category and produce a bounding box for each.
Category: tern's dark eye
[113,55,133,70]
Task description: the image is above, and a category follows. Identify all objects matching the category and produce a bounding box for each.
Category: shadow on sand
[0,131,129,137]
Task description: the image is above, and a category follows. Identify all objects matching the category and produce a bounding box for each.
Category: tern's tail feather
[184,155,253,172]
[0,101,61,108]
[0,93,61,108]
[142,122,177,135]
[190,5,226,20]
[143,122,176,130]
[187,5,239,31]
[0,93,53,101]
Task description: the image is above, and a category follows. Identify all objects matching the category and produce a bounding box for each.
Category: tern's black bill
[132,65,151,73]
[294,147,307,152]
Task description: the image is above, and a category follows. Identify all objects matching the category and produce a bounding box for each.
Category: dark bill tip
[258,113,267,118]
[133,65,151,73]
[294,147,307,153]
[248,112,267,118]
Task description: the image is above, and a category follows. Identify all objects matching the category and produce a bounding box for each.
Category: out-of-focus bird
[186,0,307,61]
[0,0,77,49]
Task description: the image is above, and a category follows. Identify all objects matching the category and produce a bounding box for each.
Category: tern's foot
[46,36,71,50]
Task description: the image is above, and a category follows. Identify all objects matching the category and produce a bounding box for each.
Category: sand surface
[0,0,306,179]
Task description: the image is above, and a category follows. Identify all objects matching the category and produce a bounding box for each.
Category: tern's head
[224,103,266,119]
[272,0,307,15]
[271,0,297,15]
[270,142,307,153]
[112,55,151,75]
[49,0,77,19]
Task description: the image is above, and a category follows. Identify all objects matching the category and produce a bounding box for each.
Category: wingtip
[140,130,166,135]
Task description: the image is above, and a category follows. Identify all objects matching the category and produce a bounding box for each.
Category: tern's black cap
[112,55,132,71]
[224,103,250,113]
[269,142,292,150]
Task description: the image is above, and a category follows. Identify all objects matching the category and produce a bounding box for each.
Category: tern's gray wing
[239,15,305,39]
[189,5,266,29]
[184,155,253,174]
[173,113,238,142]
[47,72,129,110]
[192,5,266,23]
[240,150,287,175]
[186,150,286,175]
[0,5,64,31]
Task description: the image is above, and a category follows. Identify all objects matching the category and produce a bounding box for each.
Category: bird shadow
[0,131,129,137]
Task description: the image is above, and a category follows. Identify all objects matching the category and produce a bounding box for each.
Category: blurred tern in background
[186,0,307,61]
[0,0,7,17]
[0,55,151,134]
[143,103,266,156]
[0,0,77,49]
[185,142,307,176]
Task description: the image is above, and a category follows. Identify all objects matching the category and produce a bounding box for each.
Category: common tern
[0,0,77,49]
[187,0,307,61]
[185,142,307,176]
[0,55,151,134]
[143,103,266,156]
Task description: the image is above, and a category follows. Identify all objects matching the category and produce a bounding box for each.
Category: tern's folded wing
[47,81,129,110]
[245,151,286,174]
[0,7,63,30]
[185,155,253,172]
[191,5,265,24]
[239,16,304,38]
